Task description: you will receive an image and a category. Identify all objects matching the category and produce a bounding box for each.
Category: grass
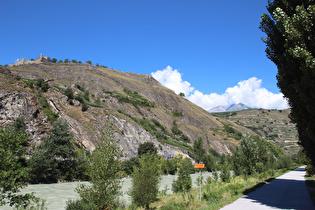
[145,169,289,210]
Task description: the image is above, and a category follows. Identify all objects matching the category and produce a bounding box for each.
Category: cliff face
[3,63,255,159]
[0,66,50,148]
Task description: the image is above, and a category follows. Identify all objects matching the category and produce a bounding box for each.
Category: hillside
[1,63,256,159]
[212,109,300,157]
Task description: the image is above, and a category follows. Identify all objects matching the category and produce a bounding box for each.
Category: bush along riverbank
[145,168,295,210]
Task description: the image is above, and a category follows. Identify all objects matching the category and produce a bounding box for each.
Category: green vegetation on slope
[212,109,299,157]
[22,78,59,122]
[117,109,192,151]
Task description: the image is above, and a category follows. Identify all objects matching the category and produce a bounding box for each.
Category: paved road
[221,166,314,210]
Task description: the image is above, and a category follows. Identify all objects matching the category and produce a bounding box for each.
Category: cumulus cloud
[151,66,289,110]
[151,66,194,96]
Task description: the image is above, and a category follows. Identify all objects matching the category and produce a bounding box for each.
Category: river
[2,172,213,209]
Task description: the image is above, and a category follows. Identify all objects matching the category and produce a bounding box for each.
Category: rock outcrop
[2,63,256,159]
[0,66,50,148]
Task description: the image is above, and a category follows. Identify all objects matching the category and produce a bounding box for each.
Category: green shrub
[23,78,50,92]
[306,165,315,176]
[172,121,182,135]
[75,93,84,103]
[138,142,157,157]
[172,111,183,117]
[202,190,223,204]
[38,97,58,122]
[66,199,96,210]
[233,134,276,176]
[70,125,123,209]
[223,124,235,134]
[172,160,192,193]
[83,91,90,101]
[220,165,231,183]
[50,58,57,63]
[81,103,88,112]
[122,157,139,175]
[65,88,74,100]
[206,176,212,184]
[28,118,80,183]
[75,84,85,92]
[228,183,243,195]
[129,154,161,209]
[212,171,219,182]
[0,125,39,208]
[53,85,66,92]
[95,98,101,105]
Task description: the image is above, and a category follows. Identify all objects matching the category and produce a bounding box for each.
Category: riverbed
[2,172,213,209]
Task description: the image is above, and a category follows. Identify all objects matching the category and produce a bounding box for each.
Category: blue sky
[0,0,289,110]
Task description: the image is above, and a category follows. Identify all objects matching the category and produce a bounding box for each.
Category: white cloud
[151,66,289,110]
[151,66,194,96]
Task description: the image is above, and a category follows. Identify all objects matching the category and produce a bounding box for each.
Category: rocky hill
[212,109,300,157]
[1,63,256,160]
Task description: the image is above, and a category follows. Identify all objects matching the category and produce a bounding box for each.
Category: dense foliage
[0,121,38,208]
[260,0,315,166]
[129,154,162,209]
[137,141,157,157]
[172,158,193,193]
[233,133,291,176]
[67,125,123,209]
[193,137,206,163]
[28,118,87,183]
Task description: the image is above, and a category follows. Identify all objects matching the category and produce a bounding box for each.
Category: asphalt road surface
[221,166,314,210]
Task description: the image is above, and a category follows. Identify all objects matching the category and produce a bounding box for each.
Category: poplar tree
[129,154,161,209]
[67,125,123,209]
[260,0,315,166]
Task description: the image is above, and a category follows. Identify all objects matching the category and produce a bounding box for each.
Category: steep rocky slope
[3,63,255,159]
[0,66,50,147]
[212,109,300,157]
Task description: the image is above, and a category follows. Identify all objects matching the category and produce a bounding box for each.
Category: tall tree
[172,158,192,194]
[129,154,161,209]
[28,118,78,183]
[67,125,123,209]
[137,142,157,157]
[0,125,36,208]
[193,137,206,163]
[232,134,275,176]
[260,0,315,166]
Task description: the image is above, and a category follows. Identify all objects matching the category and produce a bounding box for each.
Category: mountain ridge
[208,103,252,113]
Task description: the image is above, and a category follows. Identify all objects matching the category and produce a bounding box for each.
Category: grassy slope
[8,63,255,154]
[212,109,299,157]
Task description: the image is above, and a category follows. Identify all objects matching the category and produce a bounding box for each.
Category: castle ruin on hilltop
[9,54,50,67]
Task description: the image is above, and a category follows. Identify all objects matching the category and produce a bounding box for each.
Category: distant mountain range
[208,103,252,113]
